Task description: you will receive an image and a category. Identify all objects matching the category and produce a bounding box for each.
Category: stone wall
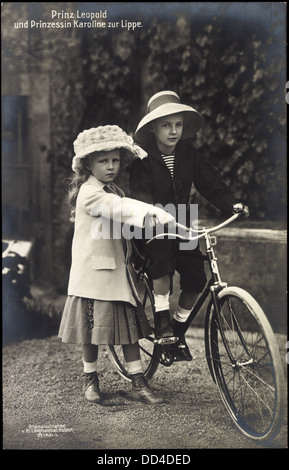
[171,230,287,335]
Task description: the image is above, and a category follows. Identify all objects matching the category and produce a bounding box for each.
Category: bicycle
[107,213,286,443]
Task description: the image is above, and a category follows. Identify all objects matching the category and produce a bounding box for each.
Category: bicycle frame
[178,214,260,375]
[110,212,286,442]
[135,212,246,373]
[145,213,241,341]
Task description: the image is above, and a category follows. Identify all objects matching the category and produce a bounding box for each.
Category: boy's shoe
[128,373,165,405]
[83,371,102,403]
[155,310,174,339]
[171,318,193,362]
[173,339,193,362]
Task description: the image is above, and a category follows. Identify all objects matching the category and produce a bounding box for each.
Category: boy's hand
[233,203,250,218]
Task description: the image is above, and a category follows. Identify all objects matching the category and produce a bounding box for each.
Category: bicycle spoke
[218,358,276,431]
[238,370,274,414]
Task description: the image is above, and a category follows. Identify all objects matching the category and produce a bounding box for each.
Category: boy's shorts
[143,238,207,293]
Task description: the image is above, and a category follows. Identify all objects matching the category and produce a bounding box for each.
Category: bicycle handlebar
[177,212,240,235]
[146,212,241,245]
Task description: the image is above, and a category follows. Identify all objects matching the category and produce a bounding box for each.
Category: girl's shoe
[129,373,165,405]
[83,371,102,403]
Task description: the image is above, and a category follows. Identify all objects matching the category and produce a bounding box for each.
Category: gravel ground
[2,328,287,452]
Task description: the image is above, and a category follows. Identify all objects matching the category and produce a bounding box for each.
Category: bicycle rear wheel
[206,286,285,442]
[107,272,161,381]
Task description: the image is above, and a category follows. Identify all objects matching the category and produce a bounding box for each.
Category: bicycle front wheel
[206,286,285,442]
[107,271,161,381]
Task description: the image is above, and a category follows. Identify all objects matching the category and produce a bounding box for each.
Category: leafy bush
[136,16,286,221]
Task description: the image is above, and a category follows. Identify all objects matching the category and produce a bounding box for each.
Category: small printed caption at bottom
[22,424,73,438]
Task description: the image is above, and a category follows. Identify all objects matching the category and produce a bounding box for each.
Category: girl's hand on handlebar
[146,206,176,229]
[233,203,250,218]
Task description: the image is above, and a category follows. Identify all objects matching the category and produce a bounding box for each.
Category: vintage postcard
[2,2,287,452]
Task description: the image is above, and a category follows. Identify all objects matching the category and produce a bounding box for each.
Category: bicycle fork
[205,233,242,368]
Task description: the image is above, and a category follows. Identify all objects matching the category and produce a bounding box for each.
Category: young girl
[58,125,174,405]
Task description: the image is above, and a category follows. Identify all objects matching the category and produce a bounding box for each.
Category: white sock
[126,359,143,376]
[83,358,98,373]
[173,305,191,323]
[153,292,170,312]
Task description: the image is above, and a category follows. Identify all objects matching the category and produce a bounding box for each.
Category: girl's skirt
[58,296,152,345]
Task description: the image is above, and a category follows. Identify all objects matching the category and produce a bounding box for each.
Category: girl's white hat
[72,125,137,172]
[134,91,204,145]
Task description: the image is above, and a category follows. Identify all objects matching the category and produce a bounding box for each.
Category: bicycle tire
[206,286,286,442]
[107,272,161,381]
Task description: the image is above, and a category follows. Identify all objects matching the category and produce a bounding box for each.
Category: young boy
[129,90,249,361]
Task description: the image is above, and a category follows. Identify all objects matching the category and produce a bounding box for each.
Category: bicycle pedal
[154,336,179,345]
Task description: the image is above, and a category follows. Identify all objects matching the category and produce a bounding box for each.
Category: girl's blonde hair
[66,156,90,222]
[66,149,132,222]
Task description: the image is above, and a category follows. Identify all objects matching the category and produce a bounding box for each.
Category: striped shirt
[161,154,175,178]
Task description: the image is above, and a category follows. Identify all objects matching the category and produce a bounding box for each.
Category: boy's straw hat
[72,125,137,172]
[134,91,204,145]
